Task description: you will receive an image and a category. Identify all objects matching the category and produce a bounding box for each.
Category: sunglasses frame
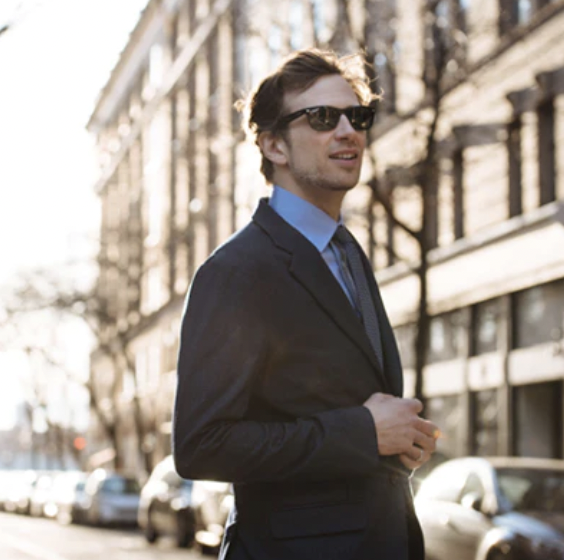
[276,105,376,132]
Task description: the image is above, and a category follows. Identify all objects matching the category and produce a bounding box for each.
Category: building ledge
[379,201,564,322]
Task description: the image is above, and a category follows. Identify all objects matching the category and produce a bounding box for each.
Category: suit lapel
[253,199,391,393]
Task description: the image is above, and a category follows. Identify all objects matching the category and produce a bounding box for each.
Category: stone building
[370,0,564,461]
[87,0,564,473]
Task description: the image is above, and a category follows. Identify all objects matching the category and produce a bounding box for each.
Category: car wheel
[176,515,195,548]
[144,508,158,544]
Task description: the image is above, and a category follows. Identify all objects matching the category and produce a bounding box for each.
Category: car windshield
[101,478,140,494]
[497,468,564,513]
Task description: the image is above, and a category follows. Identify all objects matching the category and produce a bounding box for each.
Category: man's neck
[273,184,345,221]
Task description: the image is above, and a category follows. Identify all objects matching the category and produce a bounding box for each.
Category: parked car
[83,469,140,526]
[29,471,60,517]
[3,470,40,515]
[138,456,233,551]
[191,479,233,552]
[50,471,89,524]
[138,456,195,547]
[0,470,22,511]
[415,456,564,560]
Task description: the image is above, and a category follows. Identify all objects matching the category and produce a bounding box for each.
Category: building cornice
[90,0,234,195]
[87,0,182,132]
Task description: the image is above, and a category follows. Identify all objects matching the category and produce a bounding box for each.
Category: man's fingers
[404,398,423,414]
[415,417,440,438]
[400,452,423,470]
[413,432,436,453]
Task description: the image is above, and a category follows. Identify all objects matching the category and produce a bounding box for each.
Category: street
[0,512,214,560]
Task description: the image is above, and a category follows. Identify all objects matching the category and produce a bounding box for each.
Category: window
[372,0,398,115]
[499,0,520,33]
[453,149,464,239]
[437,0,469,38]
[374,50,396,114]
[425,0,468,87]
[507,117,523,217]
[517,0,533,23]
[307,0,332,44]
[538,98,556,205]
[289,0,304,51]
[513,381,562,458]
[268,25,282,68]
[513,280,564,348]
[429,309,468,363]
[426,395,463,458]
[499,0,552,33]
[498,467,564,512]
[101,477,140,495]
[149,44,164,88]
[394,324,416,369]
[472,298,502,355]
[471,389,499,456]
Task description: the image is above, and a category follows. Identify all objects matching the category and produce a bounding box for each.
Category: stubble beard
[291,165,359,195]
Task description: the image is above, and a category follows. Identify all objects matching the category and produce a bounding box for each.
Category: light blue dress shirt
[269,185,356,307]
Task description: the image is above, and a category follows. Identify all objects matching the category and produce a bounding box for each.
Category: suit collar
[253,199,391,392]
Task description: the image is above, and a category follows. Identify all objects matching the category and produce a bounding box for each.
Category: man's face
[276,74,367,215]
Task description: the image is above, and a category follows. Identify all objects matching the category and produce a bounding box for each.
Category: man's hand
[363,393,439,469]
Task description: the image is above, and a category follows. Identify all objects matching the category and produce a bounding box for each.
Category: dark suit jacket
[173,198,424,560]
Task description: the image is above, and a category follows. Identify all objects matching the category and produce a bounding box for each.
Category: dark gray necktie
[333,225,384,367]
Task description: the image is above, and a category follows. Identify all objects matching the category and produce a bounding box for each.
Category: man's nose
[334,114,357,138]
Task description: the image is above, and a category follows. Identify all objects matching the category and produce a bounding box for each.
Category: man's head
[238,49,377,218]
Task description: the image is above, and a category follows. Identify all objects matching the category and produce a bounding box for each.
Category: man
[173,49,439,560]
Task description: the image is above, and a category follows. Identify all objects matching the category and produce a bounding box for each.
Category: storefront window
[472,298,502,355]
[429,309,468,363]
[472,389,499,456]
[513,280,564,348]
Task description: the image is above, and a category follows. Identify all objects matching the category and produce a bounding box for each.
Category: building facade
[370,0,564,462]
[88,0,564,474]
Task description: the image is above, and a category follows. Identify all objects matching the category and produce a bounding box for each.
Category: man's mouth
[329,153,357,160]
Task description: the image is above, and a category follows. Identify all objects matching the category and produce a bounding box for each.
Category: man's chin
[324,182,357,192]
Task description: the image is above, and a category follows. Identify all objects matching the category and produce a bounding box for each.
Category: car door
[441,472,493,560]
[416,462,469,560]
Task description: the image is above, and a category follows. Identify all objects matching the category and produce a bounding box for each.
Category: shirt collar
[269,186,341,252]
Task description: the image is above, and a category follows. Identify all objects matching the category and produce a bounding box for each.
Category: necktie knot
[333,225,353,246]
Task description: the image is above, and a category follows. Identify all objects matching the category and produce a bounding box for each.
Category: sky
[0,0,150,430]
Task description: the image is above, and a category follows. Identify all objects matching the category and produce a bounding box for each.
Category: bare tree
[324,0,473,404]
[2,259,158,475]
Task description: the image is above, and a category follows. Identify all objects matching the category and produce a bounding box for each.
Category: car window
[101,478,140,494]
[497,468,564,512]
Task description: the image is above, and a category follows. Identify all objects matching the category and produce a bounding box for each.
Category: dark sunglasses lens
[306,106,374,131]
[348,107,374,130]
[306,107,341,131]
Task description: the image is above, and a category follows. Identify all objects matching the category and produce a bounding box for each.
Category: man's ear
[258,131,288,167]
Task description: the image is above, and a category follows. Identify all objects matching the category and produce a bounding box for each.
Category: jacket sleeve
[172,254,380,484]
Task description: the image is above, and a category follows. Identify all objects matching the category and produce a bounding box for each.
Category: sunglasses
[277,105,376,132]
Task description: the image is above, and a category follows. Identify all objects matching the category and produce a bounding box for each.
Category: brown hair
[236,49,377,183]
